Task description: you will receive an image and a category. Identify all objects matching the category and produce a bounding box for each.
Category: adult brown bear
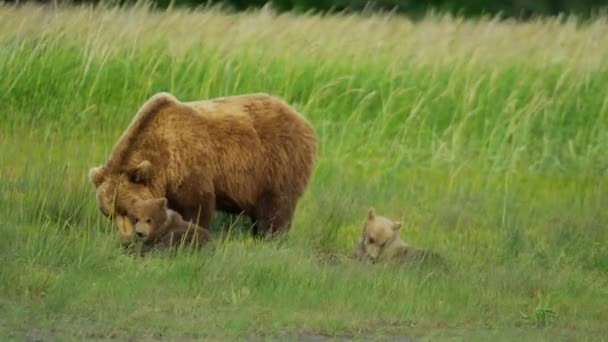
[88,92,317,243]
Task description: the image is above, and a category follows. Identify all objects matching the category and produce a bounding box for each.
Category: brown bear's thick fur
[130,197,212,248]
[88,92,317,243]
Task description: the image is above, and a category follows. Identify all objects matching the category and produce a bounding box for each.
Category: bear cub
[130,198,212,248]
[353,208,445,267]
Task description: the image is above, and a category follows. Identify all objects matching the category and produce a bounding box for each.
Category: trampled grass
[1,2,607,340]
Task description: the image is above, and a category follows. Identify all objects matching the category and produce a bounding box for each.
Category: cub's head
[129,197,169,242]
[88,160,157,243]
[362,208,402,261]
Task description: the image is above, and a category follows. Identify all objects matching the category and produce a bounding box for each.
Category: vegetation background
[0,0,607,340]
[6,0,608,18]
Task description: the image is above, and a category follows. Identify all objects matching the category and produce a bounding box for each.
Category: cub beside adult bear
[130,197,211,248]
[89,92,317,243]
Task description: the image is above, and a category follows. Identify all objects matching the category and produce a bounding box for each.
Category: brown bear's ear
[88,166,105,187]
[155,197,168,210]
[131,160,152,183]
[367,208,376,221]
[393,221,402,231]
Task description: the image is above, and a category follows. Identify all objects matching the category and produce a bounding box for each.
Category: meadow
[0,2,607,340]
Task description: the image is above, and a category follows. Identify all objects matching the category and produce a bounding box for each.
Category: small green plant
[520,291,558,328]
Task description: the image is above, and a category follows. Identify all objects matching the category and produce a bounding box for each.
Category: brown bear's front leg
[253,193,296,238]
[179,193,215,232]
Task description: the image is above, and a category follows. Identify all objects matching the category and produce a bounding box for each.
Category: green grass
[1,2,608,340]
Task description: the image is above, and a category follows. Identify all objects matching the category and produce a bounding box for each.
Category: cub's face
[130,198,169,242]
[88,160,156,243]
[363,208,402,260]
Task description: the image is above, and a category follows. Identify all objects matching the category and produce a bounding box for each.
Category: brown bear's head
[362,208,402,261]
[88,160,158,243]
[129,197,169,242]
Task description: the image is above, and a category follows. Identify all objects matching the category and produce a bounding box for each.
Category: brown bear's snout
[135,231,147,239]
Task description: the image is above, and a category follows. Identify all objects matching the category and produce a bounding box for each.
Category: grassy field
[1,2,608,340]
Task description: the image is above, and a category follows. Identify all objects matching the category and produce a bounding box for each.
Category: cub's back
[161,210,212,246]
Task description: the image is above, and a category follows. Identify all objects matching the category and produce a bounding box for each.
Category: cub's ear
[130,160,152,183]
[393,221,402,231]
[367,208,376,221]
[88,166,105,187]
[155,197,168,210]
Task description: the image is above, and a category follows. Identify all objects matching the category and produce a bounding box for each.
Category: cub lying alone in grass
[130,197,212,248]
[352,208,446,267]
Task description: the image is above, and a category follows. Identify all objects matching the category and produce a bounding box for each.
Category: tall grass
[1,2,607,339]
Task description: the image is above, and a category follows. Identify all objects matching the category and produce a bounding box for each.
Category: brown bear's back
[184,93,317,201]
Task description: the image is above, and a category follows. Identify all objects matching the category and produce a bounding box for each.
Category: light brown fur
[89,92,317,243]
[130,197,212,248]
[353,208,445,266]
